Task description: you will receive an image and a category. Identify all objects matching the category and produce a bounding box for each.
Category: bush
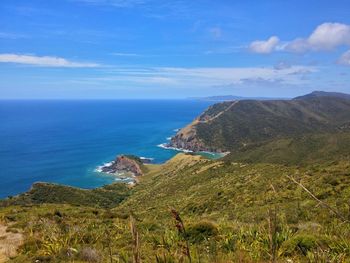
[185,221,218,243]
[280,234,319,256]
[79,247,101,262]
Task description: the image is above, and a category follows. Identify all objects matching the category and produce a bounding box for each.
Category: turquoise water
[0,100,212,198]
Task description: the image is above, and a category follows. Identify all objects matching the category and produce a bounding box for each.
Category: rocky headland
[167,121,208,152]
[166,102,237,153]
[99,155,147,177]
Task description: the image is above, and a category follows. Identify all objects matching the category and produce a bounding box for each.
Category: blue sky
[1,0,350,99]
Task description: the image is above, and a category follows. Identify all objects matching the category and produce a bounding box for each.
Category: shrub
[186,221,218,243]
[79,247,101,262]
[280,234,319,256]
[54,210,63,217]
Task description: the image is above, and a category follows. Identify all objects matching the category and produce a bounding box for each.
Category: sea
[0,100,214,198]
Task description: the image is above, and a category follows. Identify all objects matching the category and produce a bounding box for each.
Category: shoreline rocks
[166,118,209,152]
[166,122,223,153]
[100,155,145,177]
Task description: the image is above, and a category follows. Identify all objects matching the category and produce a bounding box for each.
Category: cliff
[168,119,207,152]
[168,101,237,152]
[101,155,144,176]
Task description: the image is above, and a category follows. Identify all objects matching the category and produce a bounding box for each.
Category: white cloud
[0,54,99,67]
[249,36,280,54]
[80,65,317,88]
[337,50,350,66]
[252,23,350,54]
[308,23,350,50]
[283,38,309,53]
[274,61,291,70]
[286,22,350,52]
[0,32,27,39]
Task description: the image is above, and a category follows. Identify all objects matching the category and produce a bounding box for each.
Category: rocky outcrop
[167,102,238,153]
[167,118,215,152]
[168,125,207,152]
[101,155,144,176]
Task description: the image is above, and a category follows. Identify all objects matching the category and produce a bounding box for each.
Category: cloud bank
[79,65,317,88]
[0,54,99,67]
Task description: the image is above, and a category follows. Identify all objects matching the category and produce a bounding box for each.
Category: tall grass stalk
[170,208,192,263]
[130,215,141,263]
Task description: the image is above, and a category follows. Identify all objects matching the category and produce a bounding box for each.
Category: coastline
[95,141,228,185]
[157,142,229,159]
[0,100,214,199]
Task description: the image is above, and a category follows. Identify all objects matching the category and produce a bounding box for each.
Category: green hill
[1,91,350,262]
[169,92,350,154]
[1,154,350,262]
[225,132,350,165]
[0,182,130,209]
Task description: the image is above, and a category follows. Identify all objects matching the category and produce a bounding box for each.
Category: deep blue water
[0,100,212,198]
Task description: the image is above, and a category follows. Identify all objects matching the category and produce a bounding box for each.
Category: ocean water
[0,100,212,198]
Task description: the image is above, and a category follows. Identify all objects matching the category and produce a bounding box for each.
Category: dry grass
[0,223,23,262]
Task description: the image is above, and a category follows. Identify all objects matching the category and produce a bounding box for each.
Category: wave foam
[140,156,154,161]
[94,161,114,173]
[157,143,193,153]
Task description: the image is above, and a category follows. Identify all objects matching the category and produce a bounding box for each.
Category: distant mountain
[189,95,286,101]
[294,90,350,100]
[169,91,350,163]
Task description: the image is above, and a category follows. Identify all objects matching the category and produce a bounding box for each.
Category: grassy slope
[225,132,350,165]
[0,182,130,209]
[1,154,350,262]
[195,96,350,151]
[119,154,350,223]
[115,154,350,261]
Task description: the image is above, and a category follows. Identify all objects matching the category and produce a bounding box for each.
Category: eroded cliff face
[168,102,237,153]
[101,155,143,176]
[168,119,208,152]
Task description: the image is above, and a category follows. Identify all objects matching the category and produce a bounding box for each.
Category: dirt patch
[0,223,23,262]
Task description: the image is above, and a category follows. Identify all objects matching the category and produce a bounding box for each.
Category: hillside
[1,154,350,262]
[225,132,350,165]
[1,91,350,262]
[168,92,350,155]
[0,182,130,209]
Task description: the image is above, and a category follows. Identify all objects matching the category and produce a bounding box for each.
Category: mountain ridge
[168,91,350,157]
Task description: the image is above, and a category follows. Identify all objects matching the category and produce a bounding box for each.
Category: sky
[1,0,350,99]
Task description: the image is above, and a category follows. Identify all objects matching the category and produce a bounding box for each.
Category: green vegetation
[0,182,130,208]
[1,92,350,262]
[1,153,350,262]
[225,132,350,165]
[195,95,350,152]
